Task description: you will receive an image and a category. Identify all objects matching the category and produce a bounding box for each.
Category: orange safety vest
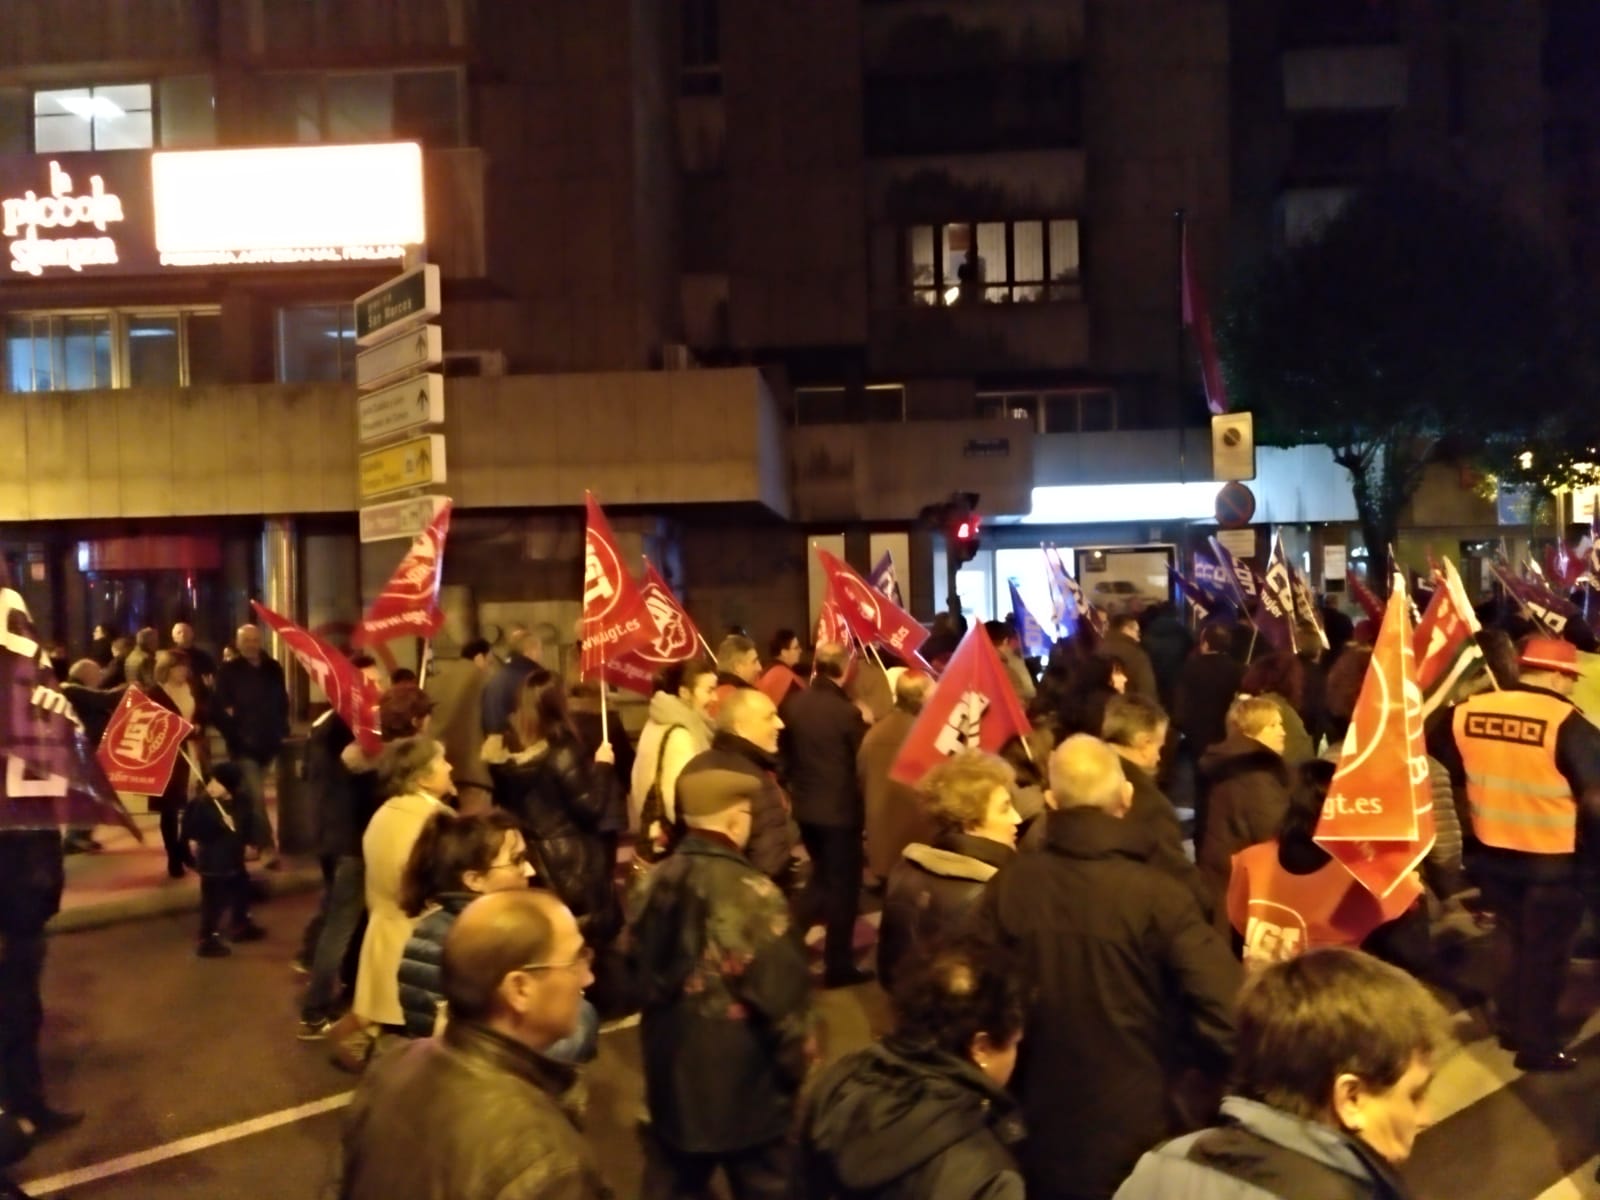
[1452,689,1577,855]
[1227,842,1420,968]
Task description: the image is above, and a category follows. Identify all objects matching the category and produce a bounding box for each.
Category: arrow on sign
[417,388,429,414]
[415,331,427,356]
[417,445,432,476]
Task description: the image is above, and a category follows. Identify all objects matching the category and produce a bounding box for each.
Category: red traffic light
[956,516,980,539]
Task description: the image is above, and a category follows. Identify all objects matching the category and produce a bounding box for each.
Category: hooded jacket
[877,833,1012,991]
[1113,1096,1416,1200]
[802,1037,1025,1200]
[1197,735,1293,915]
[630,691,714,832]
[976,807,1240,1200]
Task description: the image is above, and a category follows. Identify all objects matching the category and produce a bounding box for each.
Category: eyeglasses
[512,945,595,976]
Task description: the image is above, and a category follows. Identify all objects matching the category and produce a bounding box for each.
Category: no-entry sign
[1216,481,1256,529]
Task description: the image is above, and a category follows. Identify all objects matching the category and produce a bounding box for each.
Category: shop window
[3,308,223,392]
[158,75,217,148]
[277,304,357,383]
[906,218,1082,307]
[34,84,154,152]
[258,69,464,147]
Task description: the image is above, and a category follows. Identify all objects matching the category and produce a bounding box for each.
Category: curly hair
[891,940,1028,1059]
[918,751,1016,836]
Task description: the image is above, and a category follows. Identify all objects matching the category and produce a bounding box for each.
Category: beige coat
[354,791,448,1025]
[859,707,934,879]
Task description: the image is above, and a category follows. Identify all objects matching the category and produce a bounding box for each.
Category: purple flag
[0,575,140,836]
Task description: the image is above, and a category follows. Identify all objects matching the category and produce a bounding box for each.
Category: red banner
[352,500,453,647]
[1347,574,1385,626]
[1181,221,1230,416]
[252,602,383,755]
[816,547,929,658]
[580,492,659,678]
[889,625,1031,786]
[95,686,194,796]
[605,561,704,696]
[1315,575,1435,899]
[1412,556,1484,715]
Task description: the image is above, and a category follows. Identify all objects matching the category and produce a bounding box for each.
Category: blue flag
[1167,564,1212,623]
[1009,580,1053,659]
[868,550,904,608]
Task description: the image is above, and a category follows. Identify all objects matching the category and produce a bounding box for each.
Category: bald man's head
[894,670,934,715]
[813,641,850,680]
[235,623,263,661]
[441,890,589,1051]
[719,686,784,754]
[1047,734,1131,815]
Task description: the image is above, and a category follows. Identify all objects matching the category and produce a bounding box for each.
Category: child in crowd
[183,762,266,957]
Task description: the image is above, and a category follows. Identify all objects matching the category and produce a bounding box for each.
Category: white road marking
[18,1091,354,1197]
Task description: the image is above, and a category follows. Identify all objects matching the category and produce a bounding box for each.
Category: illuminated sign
[152,143,424,268]
[1,156,150,277]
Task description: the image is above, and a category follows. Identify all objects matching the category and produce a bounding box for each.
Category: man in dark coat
[779,642,870,986]
[977,735,1240,1200]
[211,623,290,863]
[628,768,813,1199]
[1102,614,1158,702]
[677,688,796,883]
[1175,621,1245,848]
[860,670,935,882]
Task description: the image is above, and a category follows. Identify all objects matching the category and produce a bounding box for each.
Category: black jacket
[211,653,289,764]
[1122,760,1212,917]
[780,677,867,828]
[341,1020,611,1200]
[306,711,359,858]
[1176,652,1245,754]
[0,831,64,937]
[629,832,813,1155]
[181,791,252,876]
[60,682,123,752]
[1197,736,1293,912]
[484,726,622,944]
[678,732,796,881]
[878,832,1012,992]
[977,808,1240,1200]
[802,1037,1025,1200]
[148,683,207,816]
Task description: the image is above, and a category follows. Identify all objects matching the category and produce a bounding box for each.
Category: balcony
[864,64,1082,159]
[861,1,1085,75]
[869,300,1090,376]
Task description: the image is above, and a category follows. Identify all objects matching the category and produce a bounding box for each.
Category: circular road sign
[1215,481,1256,529]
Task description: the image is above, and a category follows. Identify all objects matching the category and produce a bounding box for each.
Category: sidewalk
[51,802,323,934]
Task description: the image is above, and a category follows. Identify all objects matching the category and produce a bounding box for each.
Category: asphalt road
[10,890,1600,1199]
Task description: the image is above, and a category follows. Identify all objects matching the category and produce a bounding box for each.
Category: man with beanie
[628,768,814,1199]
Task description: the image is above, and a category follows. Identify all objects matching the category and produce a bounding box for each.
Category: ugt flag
[890,624,1032,786]
[0,577,139,836]
[1009,580,1053,659]
[605,560,704,697]
[352,499,453,647]
[253,601,383,756]
[1314,574,1435,900]
[868,550,904,608]
[1413,556,1484,718]
[96,686,194,796]
[581,491,660,677]
[816,546,929,658]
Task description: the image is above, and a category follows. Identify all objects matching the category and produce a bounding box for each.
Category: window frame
[257,66,467,147]
[903,217,1084,308]
[4,305,222,393]
[274,303,358,384]
[32,82,156,153]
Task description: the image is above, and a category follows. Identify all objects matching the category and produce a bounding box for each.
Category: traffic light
[945,492,982,565]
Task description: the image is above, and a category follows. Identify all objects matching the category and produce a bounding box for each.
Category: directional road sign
[355,263,440,346]
[359,493,450,544]
[359,433,447,500]
[359,372,444,444]
[356,324,442,391]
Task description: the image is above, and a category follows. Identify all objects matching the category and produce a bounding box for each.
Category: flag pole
[598,674,611,747]
[1174,207,1188,484]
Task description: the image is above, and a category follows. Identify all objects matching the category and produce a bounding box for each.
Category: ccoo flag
[1257,536,1300,652]
[868,550,905,608]
[604,560,704,696]
[352,499,453,647]
[1314,574,1435,899]
[889,624,1032,786]
[580,492,661,678]
[1009,580,1053,659]
[253,601,383,756]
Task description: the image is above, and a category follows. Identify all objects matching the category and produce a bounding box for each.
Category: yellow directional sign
[358,434,447,500]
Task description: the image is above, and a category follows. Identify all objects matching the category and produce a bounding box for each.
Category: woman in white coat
[337,736,454,1069]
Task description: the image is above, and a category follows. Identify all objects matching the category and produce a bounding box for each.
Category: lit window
[3,308,223,392]
[905,219,1083,307]
[35,85,153,152]
[277,305,356,383]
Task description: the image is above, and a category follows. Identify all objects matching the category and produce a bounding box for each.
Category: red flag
[1347,574,1385,626]
[1181,220,1230,416]
[1412,556,1484,717]
[95,686,194,795]
[815,595,852,650]
[889,625,1031,786]
[1314,575,1435,899]
[252,601,382,755]
[604,561,704,696]
[580,491,659,678]
[816,547,929,658]
[352,500,453,647]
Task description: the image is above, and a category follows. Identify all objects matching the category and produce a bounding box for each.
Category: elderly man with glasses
[339,889,611,1200]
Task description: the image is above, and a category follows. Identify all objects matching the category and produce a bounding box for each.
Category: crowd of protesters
[9,578,1600,1200]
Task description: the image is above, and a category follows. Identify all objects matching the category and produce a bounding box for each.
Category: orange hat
[1518,635,1579,677]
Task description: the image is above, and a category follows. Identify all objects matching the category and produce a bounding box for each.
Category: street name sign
[356,323,442,390]
[359,493,449,544]
[359,372,444,444]
[359,433,447,500]
[355,263,440,346]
